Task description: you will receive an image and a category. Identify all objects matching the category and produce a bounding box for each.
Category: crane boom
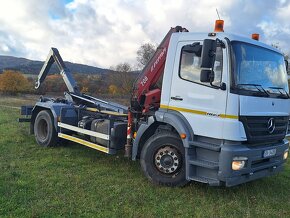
[131,26,188,113]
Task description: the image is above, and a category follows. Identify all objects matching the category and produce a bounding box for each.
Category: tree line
[0,43,289,95]
[0,43,156,95]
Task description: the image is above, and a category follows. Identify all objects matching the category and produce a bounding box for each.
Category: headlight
[284,150,289,160]
[232,157,248,171]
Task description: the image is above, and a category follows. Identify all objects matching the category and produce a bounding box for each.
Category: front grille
[239,116,289,143]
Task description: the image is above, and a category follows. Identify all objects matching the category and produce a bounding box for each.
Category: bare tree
[109,62,135,94]
[136,43,156,69]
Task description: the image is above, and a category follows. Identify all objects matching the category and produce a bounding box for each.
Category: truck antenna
[216,8,221,20]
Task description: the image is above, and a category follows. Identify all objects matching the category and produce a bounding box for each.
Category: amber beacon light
[252,33,259,41]
[214,20,224,32]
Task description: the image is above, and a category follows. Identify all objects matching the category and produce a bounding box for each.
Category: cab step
[189,176,220,186]
[188,159,219,170]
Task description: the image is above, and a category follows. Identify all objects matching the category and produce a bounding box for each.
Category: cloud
[0,0,290,68]
[257,0,290,52]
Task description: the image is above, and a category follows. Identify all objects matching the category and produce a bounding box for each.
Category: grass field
[0,97,290,217]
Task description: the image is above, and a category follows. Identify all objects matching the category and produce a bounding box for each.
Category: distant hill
[0,55,107,75]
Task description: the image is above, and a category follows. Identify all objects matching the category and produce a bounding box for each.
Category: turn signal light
[252,33,259,41]
[180,133,187,139]
[214,20,224,32]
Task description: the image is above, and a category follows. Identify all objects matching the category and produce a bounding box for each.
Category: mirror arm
[209,62,226,90]
[209,80,226,90]
[209,58,218,88]
[209,72,221,89]
[216,38,225,48]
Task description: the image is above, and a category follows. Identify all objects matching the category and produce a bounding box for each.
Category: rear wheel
[34,110,58,147]
[140,131,188,187]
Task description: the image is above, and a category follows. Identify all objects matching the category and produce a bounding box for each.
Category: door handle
[171,96,183,101]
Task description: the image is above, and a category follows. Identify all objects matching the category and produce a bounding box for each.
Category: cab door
[167,40,228,139]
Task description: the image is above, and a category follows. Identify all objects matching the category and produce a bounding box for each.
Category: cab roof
[172,31,282,54]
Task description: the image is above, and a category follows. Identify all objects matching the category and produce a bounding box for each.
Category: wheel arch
[132,110,194,160]
[30,106,54,134]
[30,101,76,134]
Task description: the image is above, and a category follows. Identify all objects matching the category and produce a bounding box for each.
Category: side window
[179,50,201,83]
[179,44,223,86]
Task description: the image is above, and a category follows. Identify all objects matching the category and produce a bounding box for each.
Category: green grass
[0,102,290,217]
[0,94,39,107]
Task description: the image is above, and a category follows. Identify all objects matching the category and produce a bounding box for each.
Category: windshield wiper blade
[237,83,270,97]
[267,86,290,98]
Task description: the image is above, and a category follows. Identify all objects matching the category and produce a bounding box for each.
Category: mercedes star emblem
[267,118,275,134]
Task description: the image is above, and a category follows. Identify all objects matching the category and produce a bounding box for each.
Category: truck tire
[34,110,58,147]
[140,132,188,187]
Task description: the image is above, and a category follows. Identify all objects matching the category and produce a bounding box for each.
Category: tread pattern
[140,131,188,187]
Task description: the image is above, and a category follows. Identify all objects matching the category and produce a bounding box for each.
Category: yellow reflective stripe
[86,107,128,117]
[58,133,109,153]
[160,104,238,120]
[160,105,207,115]
[219,114,239,119]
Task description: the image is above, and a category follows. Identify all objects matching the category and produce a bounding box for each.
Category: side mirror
[285,60,289,74]
[200,69,213,82]
[200,39,217,68]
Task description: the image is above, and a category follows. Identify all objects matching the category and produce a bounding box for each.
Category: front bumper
[219,139,289,187]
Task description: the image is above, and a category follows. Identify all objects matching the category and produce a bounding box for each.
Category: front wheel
[140,131,188,187]
[34,110,58,147]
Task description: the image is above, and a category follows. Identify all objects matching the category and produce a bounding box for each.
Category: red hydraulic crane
[131,26,188,114]
[125,26,188,157]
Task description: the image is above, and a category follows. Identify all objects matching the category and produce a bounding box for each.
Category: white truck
[20,20,289,187]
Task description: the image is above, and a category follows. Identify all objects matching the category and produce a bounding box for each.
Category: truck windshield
[232,41,289,97]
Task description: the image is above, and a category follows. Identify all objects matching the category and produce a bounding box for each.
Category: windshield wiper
[267,86,290,99]
[236,84,270,97]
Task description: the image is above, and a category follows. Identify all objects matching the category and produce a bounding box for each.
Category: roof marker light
[252,33,259,41]
[214,20,224,32]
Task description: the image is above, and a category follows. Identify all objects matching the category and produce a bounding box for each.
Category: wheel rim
[38,119,49,141]
[154,146,181,174]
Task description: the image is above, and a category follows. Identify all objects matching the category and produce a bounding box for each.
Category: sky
[0,0,289,68]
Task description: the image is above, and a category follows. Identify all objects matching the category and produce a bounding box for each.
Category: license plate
[263,149,276,158]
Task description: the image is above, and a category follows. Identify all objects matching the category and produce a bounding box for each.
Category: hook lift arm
[35,47,80,95]
[35,47,127,114]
